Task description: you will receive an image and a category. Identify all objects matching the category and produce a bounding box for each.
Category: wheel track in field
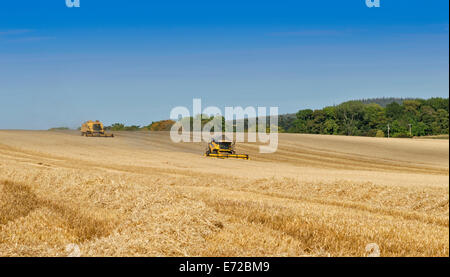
[174,183,448,228]
[239,143,448,175]
[177,185,449,257]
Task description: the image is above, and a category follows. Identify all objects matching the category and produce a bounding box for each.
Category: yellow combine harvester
[205,135,249,160]
[81,120,114,137]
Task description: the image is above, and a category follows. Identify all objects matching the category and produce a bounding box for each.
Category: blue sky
[0,0,448,129]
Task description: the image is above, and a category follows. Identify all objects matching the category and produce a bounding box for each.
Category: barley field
[0,130,448,257]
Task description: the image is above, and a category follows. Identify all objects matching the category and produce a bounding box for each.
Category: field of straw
[0,130,448,257]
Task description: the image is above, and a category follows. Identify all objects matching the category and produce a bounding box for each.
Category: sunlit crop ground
[0,130,448,256]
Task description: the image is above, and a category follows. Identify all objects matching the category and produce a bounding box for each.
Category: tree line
[99,97,448,138]
[282,97,448,137]
[104,121,175,131]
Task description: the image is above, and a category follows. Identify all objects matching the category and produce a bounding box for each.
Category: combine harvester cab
[81,120,114,137]
[205,135,249,160]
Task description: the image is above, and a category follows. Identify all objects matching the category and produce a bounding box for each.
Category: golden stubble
[0,130,448,256]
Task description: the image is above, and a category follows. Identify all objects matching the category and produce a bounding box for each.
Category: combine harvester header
[204,135,249,160]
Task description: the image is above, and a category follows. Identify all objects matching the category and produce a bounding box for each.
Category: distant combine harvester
[81,120,114,137]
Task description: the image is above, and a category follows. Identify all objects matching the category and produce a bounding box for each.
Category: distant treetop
[354,97,416,108]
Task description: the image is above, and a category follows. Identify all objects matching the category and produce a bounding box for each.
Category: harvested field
[0,130,448,256]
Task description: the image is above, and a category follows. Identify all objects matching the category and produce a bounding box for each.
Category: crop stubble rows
[0,130,448,256]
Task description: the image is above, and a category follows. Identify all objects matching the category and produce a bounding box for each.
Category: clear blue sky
[0,0,448,129]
